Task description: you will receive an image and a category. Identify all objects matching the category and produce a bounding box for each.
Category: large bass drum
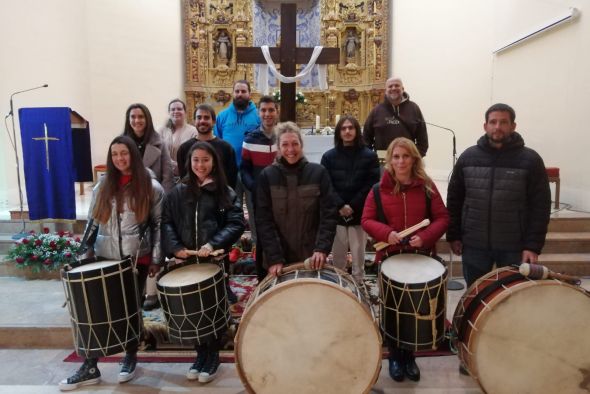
[235,263,382,394]
[453,266,590,394]
[62,257,141,358]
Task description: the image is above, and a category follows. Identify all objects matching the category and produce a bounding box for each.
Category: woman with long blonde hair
[362,137,449,383]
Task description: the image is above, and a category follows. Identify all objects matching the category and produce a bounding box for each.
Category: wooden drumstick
[373,219,431,251]
[185,248,225,257]
[519,262,582,286]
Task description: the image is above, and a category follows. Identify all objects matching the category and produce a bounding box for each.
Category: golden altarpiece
[182,0,389,126]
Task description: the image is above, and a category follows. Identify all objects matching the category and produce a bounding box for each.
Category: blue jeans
[462,246,522,288]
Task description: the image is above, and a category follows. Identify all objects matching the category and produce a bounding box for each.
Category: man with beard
[363,77,429,157]
[177,104,237,188]
[446,103,551,288]
[215,80,260,245]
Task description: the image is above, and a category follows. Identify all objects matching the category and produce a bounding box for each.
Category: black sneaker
[198,351,220,383]
[187,350,208,381]
[118,353,137,383]
[59,359,101,391]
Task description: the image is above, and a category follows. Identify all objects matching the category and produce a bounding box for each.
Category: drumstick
[373,219,431,251]
[185,249,225,257]
[519,262,582,286]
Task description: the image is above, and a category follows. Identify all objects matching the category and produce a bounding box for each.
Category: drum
[235,263,382,394]
[379,253,448,351]
[453,266,590,394]
[157,261,229,345]
[61,258,141,358]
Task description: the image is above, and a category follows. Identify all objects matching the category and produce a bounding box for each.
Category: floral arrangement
[272,90,306,104]
[5,228,82,272]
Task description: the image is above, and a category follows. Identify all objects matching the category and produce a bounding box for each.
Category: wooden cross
[236,3,340,122]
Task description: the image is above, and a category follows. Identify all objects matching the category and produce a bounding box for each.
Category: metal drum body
[453,266,590,394]
[379,253,448,351]
[62,258,141,358]
[235,264,382,394]
[157,262,229,345]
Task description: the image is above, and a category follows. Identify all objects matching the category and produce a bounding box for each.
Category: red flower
[75,237,81,243]
[15,257,25,264]
[35,239,42,246]
[43,259,52,265]
[65,241,71,246]
[29,230,36,234]
[22,238,29,245]
[58,231,65,237]
[43,227,50,234]
[49,241,57,249]
[65,252,72,258]
[30,255,38,261]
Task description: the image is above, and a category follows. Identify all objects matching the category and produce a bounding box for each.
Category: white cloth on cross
[256,45,328,95]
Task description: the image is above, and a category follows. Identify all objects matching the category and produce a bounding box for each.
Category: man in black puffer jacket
[446,103,551,287]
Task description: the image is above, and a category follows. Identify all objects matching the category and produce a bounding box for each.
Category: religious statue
[214,30,232,66]
[344,29,360,61]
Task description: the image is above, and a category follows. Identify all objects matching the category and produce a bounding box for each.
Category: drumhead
[381,254,445,283]
[69,260,121,273]
[236,279,381,394]
[472,282,590,394]
[158,263,220,287]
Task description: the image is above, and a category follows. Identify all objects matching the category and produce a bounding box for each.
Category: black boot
[388,347,405,382]
[403,349,420,381]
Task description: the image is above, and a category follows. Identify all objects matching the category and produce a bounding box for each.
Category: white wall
[0,0,183,208]
[390,0,590,211]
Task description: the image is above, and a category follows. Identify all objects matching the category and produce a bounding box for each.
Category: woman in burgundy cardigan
[361,137,449,383]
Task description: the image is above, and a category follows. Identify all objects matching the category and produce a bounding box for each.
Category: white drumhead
[381,254,445,283]
[472,283,590,394]
[237,280,381,394]
[158,263,220,287]
[69,260,121,273]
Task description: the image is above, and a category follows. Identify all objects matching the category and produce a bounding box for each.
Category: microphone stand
[424,121,464,291]
[5,84,49,239]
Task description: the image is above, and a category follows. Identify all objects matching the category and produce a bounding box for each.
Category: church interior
[0,0,589,392]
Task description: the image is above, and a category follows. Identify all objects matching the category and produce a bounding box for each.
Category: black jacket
[161,182,245,257]
[255,157,338,268]
[320,145,380,226]
[446,132,550,254]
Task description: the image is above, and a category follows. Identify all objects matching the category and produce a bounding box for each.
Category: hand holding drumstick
[374,219,430,252]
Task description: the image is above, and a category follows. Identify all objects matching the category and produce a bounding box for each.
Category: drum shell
[452,266,590,394]
[61,258,141,358]
[379,253,448,351]
[157,261,229,345]
[235,264,382,394]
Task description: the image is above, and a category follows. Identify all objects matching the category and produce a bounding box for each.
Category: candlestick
[315,115,320,131]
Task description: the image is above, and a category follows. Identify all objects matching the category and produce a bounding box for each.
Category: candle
[315,115,320,130]
[335,114,341,125]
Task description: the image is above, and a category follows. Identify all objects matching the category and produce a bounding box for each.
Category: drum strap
[371,184,431,224]
[457,272,523,341]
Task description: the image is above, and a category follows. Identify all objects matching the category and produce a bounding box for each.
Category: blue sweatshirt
[213,101,260,166]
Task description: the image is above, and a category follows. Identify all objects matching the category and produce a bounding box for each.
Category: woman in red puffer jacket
[362,137,449,384]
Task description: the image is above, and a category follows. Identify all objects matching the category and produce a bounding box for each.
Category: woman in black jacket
[320,116,380,282]
[162,141,244,383]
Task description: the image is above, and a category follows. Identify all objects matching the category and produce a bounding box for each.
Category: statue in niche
[344,29,360,61]
[214,30,232,66]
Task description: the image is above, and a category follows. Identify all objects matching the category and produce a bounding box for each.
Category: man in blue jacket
[214,80,260,248]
